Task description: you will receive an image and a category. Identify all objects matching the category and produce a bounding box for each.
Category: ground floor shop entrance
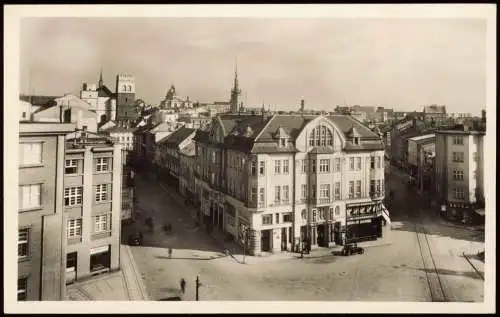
[90,245,111,275]
[261,229,272,252]
[65,252,77,285]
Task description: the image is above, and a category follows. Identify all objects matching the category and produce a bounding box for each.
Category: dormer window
[280,138,286,147]
[354,137,360,145]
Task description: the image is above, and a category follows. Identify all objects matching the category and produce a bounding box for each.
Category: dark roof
[103,126,137,133]
[219,114,273,139]
[309,146,336,154]
[327,115,380,139]
[160,127,195,147]
[193,130,210,143]
[256,115,312,141]
[97,85,114,98]
[423,105,446,114]
[19,95,59,107]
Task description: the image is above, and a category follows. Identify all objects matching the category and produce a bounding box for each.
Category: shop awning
[475,209,485,216]
[381,206,391,224]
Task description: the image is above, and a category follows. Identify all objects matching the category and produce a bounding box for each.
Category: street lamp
[195,275,201,301]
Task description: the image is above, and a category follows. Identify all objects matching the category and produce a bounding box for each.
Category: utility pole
[195,275,200,301]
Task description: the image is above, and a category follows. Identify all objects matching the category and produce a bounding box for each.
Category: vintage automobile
[341,243,364,256]
[128,232,143,246]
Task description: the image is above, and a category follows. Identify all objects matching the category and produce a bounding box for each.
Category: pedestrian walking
[180,278,186,294]
[168,247,172,259]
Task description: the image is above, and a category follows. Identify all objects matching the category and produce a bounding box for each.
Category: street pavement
[127,168,484,302]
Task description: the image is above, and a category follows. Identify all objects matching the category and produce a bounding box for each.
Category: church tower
[230,63,241,113]
[115,74,137,127]
[98,69,104,88]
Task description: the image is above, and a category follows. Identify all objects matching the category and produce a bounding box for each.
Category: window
[283,160,289,174]
[453,170,464,181]
[212,152,216,163]
[370,157,375,169]
[301,160,308,173]
[274,186,281,202]
[311,160,316,173]
[319,209,325,220]
[251,161,257,176]
[67,218,82,238]
[356,180,362,197]
[309,125,333,147]
[250,187,257,203]
[274,160,281,174]
[376,156,381,169]
[319,159,330,173]
[376,180,381,194]
[275,213,280,224]
[453,135,464,145]
[335,206,340,216]
[259,188,265,204]
[370,180,376,196]
[349,181,355,198]
[259,161,265,175]
[356,157,362,170]
[65,159,79,174]
[96,158,109,172]
[284,213,293,222]
[262,214,273,225]
[354,137,360,145]
[301,184,307,200]
[20,142,42,166]
[18,278,27,301]
[319,184,330,198]
[334,182,341,200]
[349,158,355,170]
[64,187,83,206]
[282,185,289,202]
[280,138,286,147]
[94,215,109,233]
[381,179,385,195]
[329,208,334,220]
[453,188,466,200]
[312,209,317,222]
[95,184,110,202]
[335,158,341,172]
[452,152,464,163]
[301,209,307,220]
[311,186,316,199]
[20,184,41,210]
[18,228,29,258]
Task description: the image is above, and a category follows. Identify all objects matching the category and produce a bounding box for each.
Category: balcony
[318,198,331,205]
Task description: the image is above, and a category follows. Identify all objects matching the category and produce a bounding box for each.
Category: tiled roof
[159,127,195,147]
[19,95,59,107]
[423,105,446,114]
[219,114,273,139]
[97,85,114,98]
[256,115,312,141]
[193,130,210,143]
[327,115,380,139]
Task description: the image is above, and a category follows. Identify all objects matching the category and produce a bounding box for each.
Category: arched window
[335,205,340,216]
[309,125,334,147]
[128,85,132,92]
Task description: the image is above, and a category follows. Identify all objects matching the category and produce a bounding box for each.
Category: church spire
[230,59,241,113]
[98,68,104,88]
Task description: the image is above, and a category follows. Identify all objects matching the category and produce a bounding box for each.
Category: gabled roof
[19,95,59,107]
[347,126,362,138]
[158,127,195,147]
[97,85,114,98]
[327,115,380,139]
[219,114,273,139]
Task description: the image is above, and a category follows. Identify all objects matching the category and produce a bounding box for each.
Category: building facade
[407,134,436,192]
[434,126,485,222]
[63,128,122,284]
[193,113,390,256]
[18,122,76,301]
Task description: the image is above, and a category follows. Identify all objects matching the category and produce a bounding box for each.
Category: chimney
[300,99,305,112]
[59,104,64,123]
[82,82,87,91]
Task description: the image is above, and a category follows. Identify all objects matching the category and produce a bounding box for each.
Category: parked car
[341,243,364,256]
[128,232,143,246]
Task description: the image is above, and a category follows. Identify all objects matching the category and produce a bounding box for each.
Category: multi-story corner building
[434,124,486,222]
[19,122,76,301]
[63,127,122,284]
[193,111,390,256]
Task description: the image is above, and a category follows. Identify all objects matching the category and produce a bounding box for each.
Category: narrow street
[124,167,484,302]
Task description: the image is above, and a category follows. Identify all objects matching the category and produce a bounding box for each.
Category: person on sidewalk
[180,278,186,294]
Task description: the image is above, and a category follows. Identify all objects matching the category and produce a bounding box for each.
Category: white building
[194,112,390,256]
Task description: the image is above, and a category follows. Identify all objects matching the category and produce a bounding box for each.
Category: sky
[20,17,487,114]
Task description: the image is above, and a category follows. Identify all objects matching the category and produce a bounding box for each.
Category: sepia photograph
[4,4,496,314]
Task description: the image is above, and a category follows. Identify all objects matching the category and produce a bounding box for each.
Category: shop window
[90,248,111,273]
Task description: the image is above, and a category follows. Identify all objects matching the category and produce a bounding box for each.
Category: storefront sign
[90,245,109,255]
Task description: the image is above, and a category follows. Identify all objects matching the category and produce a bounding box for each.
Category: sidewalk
[65,245,148,301]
